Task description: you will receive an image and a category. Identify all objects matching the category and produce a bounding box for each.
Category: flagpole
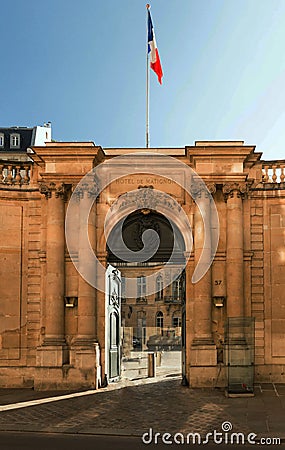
[146,4,150,148]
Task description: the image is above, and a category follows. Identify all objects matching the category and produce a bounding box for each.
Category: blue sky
[1,0,285,159]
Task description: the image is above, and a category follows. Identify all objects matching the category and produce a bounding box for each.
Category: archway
[106,209,187,381]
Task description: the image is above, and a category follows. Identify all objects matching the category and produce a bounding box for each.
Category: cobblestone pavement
[0,376,284,442]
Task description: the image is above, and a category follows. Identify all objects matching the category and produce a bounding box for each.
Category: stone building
[0,133,284,390]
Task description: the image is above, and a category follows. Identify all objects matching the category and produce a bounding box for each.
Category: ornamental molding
[110,290,119,308]
[39,182,67,200]
[72,172,100,201]
[206,182,217,194]
[222,182,250,201]
[115,187,181,214]
[73,182,99,201]
[190,181,216,199]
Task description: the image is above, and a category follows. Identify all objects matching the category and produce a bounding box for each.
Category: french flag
[147,8,163,84]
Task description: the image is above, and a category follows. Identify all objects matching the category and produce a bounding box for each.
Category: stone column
[192,184,215,344]
[190,183,217,385]
[37,182,66,367]
[223,183,248,372]
[76,186,97,344]
[223,183,247,318]
[70,183,101,385]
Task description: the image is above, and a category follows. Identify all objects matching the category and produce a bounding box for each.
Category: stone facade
[0,140,284,389]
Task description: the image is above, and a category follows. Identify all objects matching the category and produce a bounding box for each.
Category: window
[10,133,20,149]
[0,133,4,148]
[172,311,182,328]
[156,311,164,329]
[172,276,182,300]
[156,275,163,300]
[137,276,146,298]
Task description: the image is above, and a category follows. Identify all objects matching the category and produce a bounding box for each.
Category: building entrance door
[105,264,121,382]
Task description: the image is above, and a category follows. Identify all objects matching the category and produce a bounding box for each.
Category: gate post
[148,352,156,377]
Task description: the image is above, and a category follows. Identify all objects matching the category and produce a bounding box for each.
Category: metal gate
[105,264,121,382]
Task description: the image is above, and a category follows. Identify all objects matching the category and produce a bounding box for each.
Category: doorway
[106,209,187,382]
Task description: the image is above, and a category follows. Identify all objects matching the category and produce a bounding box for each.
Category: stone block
[251,242,263,251]
[28,218,42,227]
[252,268,264,277]
[189,366,224,387]
[2,331,20,349]
[71,348,96,369]
[251,224,263,232]
[272,320,285,356]
[8,348,20,359]
[190,344,217,366]
[251,259,264,268]
[272,267,285,284]
[34,365,100,390]
[27,285,41,295]
[254,357,265,365]
[255,320,265,329]
[36,345,65,367]
[255,365,285,383]
[27,302,40,312]
[253,311,264,319]
[270,214,281,228]
[253,250,263,259]
[28,241,40,251]
[252,285,264,294]
[252,303,264,311]
[255,329,265,338]
[251,207,263,216]
[251,233,263,242]
[255,337,265,348]
[272,299,285,319]
[251,293,264,302]
[251,216,263,225]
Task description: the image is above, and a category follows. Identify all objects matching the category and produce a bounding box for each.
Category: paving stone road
[0,376,284,444]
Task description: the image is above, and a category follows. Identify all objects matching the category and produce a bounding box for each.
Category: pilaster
[70,183,100,381]
[37,182,67,367]
[190,183,216,379]
[223,182,248,318]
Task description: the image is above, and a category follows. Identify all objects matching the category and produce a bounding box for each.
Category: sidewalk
[0,376,284,442]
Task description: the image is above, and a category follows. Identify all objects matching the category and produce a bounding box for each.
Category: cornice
[30,144,105,166]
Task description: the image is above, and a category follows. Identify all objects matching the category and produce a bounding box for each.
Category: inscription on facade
[115,177,176,185]
[108,175,184,201]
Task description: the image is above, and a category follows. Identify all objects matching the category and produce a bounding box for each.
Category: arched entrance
[106,209,187,382]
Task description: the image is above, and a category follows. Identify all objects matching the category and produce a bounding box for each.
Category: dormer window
[10,133,20,149]
[0,133,4,148]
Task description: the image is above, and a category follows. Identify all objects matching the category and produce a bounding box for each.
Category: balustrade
[0,161,32,185]
[163,296,182,304]
[262,161,285,184]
